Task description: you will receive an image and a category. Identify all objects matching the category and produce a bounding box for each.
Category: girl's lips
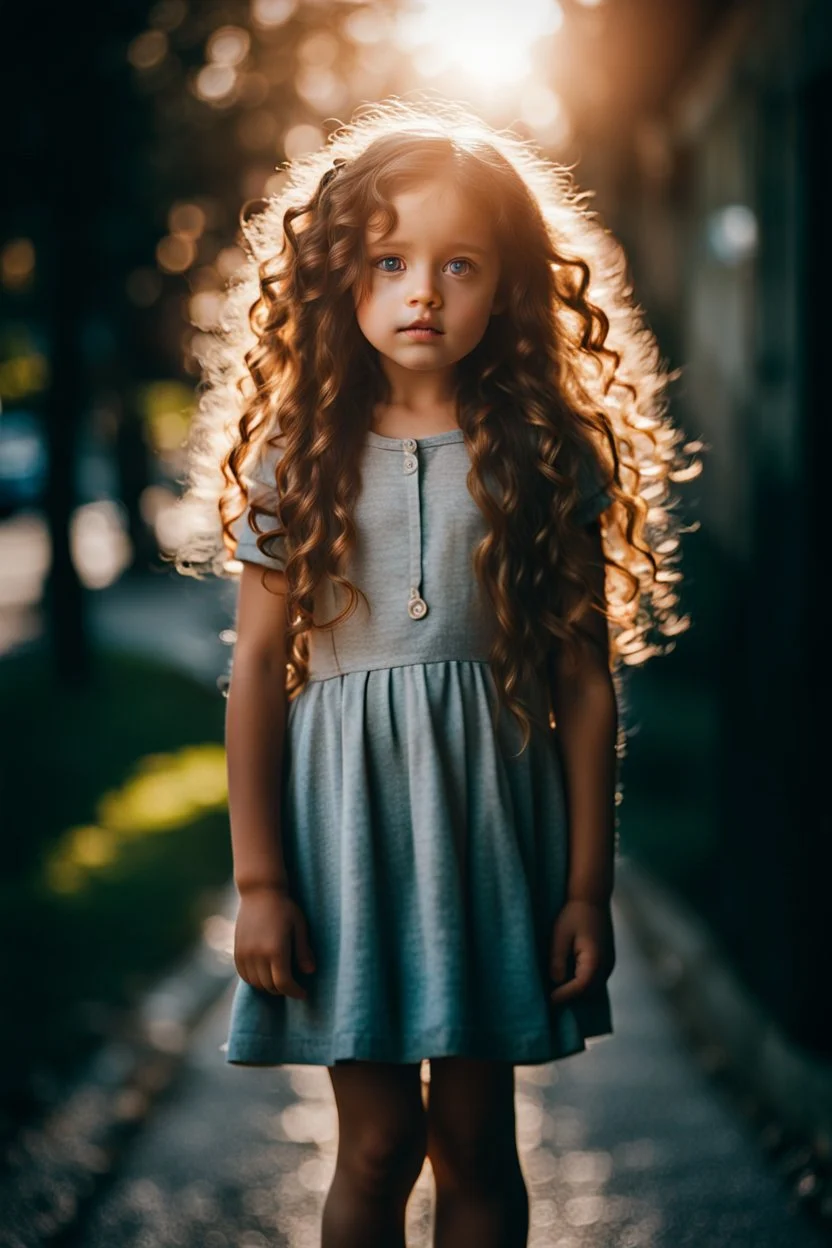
[399,327,444,339]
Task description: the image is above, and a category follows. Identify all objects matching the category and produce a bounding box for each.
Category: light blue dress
[226,427,614,1066]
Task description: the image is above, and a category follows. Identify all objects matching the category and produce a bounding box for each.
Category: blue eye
[447,259,472,276]
[375,256,404,272]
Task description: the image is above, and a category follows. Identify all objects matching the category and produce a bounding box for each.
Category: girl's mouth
[399,327,444,339]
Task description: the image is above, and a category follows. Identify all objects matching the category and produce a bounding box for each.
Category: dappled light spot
[564,1192,607,1225]
[67,825,119,869]
[216,245,247,278]
[297,1156,331,1193]
[150,0,186,33]
[1,237,35,290]
[298,31,339,67]
[202,913,235,959]
[523,1148,557,1184]
[156,233,196,273]
[284,124,325,159]
[344,8,388,44]
[128,30,168,72]
[98,744,227,834]
[530,1197,558,1228]
[519,85,571,148]
[279,1102,337,1145]
[296,66,345,113]
[70,500,133,590]
[194,63,237,105]
[168,202,206,239]
[289,1067,331,1098]
[561,1148,614,1184]
[251,0,297,31]
[140,378,195,454]
[145,1017,188,1054]
[0,340,48,398]
[207,26,251,67]
[190,290,224,332]
[516,1092,545,1149]
[44,744,227,894]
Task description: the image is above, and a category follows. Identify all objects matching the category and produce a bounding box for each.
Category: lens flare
[395,0,563,88]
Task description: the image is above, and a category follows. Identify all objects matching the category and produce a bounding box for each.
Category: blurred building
[592,0,831,1058]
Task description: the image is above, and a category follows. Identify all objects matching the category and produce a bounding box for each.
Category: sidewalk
[90,566,238,690]
[75,879,827,1248]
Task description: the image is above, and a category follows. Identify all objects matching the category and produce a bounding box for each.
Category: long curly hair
[175,97,701,755]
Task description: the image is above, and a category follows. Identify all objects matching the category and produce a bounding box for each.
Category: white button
[402,454,418,474]
[408,595,428,619]
[402,438,417,453]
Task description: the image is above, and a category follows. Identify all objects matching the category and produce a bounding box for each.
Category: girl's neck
[370,397,460,440]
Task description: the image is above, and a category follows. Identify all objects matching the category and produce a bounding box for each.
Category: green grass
[0,651,233,1132]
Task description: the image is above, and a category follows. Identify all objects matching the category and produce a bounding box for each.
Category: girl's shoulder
[244,434,287,486]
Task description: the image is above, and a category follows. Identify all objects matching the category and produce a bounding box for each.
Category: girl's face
[354,176,504,379]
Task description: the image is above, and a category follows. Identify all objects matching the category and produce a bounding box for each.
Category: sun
[395,0,564,90]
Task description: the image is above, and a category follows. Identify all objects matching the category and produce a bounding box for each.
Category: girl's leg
[426,1057,529,1248]
[322,1060,427,1248]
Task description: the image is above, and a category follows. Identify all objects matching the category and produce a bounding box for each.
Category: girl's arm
[547,521,618,906]
[226,562,292,895]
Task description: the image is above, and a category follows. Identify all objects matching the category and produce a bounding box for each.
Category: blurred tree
[0,0,400,684]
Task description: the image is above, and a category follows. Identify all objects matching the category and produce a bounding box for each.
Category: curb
[0,882,239,1248]
[614,855,832,1219]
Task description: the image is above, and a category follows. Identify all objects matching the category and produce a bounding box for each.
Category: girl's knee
[428,1124,520,1193]
[340,1116,428,1198]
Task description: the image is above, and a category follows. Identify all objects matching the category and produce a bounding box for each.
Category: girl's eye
[372,256,474,275]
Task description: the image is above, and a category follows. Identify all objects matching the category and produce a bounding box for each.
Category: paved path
[91,567,237,689]
[0,508,236,688]
[78,892,825,1248]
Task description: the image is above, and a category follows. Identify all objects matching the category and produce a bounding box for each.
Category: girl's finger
[550,957,602,1004]
[574,945,600,982]
[253,958,281,994]
[293,915,316,973]
[549,921,573,979]
[239,957,267,993]
[270,959,307,1000]
[550,980,582,1005]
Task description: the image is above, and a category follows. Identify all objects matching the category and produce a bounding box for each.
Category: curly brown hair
[175,97,701,754]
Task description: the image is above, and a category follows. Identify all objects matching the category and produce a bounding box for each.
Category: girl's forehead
[365,178,495,247]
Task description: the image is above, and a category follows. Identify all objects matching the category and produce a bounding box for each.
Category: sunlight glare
[396,0,563,87]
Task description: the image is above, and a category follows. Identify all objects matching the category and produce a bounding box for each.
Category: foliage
[0,652,231,1130]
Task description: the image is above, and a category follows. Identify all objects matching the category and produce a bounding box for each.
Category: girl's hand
[234,885,316,1000]
[549,899,615,1006]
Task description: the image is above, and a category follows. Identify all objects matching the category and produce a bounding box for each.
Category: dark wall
[590,0,832,1055]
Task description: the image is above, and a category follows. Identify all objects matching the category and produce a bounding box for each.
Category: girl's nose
[408,290,441,309]
[407,270,442,308]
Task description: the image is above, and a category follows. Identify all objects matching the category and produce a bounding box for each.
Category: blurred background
[1,0,830,1244]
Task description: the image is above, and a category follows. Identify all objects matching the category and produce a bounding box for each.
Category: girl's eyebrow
[368,239,491,256]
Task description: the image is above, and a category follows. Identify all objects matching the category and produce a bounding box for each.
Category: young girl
[177,98,695,1247]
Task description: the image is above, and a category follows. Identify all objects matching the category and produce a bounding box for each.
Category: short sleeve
[230,441,287,571]
[573,447,613,526]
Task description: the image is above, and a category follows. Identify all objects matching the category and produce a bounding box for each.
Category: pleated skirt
[225,659,613,1066]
